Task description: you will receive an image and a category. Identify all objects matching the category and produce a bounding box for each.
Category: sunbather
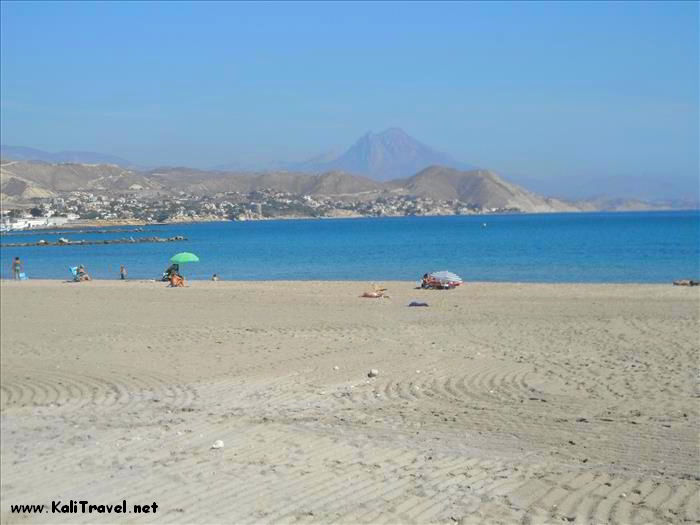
[77,265,91,281]
[420,274,458,290]
[361,290,390,298]
[169,272,185,287]
[421,274,444,289]
[673,279,699,286]
[361,283,389,298]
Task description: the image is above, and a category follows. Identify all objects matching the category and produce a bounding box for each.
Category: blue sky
[1,1,697,195]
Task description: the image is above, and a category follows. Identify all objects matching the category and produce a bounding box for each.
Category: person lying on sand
[420,274,457,290]
[361,283,389,298]
[673,279,699,286]
[361,290,390,299]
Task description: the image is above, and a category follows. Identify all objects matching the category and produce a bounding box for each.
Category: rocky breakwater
[2,236,186,248]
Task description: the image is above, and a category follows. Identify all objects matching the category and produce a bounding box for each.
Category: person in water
[12,257,22,280]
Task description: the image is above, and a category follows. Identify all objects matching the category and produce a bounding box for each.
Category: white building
[0,215,74,232]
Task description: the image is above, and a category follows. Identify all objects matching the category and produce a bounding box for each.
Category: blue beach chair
[69,266,79,282]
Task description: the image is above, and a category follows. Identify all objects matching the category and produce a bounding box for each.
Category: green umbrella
[170,252,200,264]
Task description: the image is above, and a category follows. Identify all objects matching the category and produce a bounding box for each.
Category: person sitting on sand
[212,273,219,281]
[421,274,444,289]
[421,273,431,289]
[77,265,91,281]
[169,271,185,287]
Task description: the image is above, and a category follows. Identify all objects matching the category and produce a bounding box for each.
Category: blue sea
[1,211,698,283]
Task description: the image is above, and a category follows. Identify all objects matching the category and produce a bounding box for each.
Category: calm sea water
[1,211,698,283]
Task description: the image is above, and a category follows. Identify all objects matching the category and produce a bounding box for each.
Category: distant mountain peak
[367,127,405,138]
[374,127,412,139]
[292,128,473,181]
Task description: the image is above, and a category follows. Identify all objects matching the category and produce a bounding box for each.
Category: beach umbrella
[170,252,200,264]
[429,270,463,283]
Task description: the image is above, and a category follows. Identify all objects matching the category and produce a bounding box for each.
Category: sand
[0,280,698,524]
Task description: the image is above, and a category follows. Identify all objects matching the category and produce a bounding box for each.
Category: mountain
[0,161,383,200]
[0,159,573,213]
[211,157,292,172]
[386,166,580,213]
[3,159,693,213]
[291,128,472,181]
[1,160,159,201]
[146,168,383,196]
[0,145,138,169]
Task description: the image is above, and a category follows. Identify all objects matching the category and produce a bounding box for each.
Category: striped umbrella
[429,271,463,283]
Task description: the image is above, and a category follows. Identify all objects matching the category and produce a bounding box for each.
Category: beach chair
[69,266,80,282]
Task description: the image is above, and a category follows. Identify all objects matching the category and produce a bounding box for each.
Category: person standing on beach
[12,257,22,280]
[120,265,127,280]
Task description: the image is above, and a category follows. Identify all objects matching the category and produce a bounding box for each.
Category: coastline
[1,280,698,523]
[0,278,692,287]
[4,207,697,232]
[0,278,689,286]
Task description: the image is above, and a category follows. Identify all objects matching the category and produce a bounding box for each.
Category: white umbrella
[429,271,463,283]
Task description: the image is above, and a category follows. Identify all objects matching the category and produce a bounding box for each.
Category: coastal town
[1,189,518,231]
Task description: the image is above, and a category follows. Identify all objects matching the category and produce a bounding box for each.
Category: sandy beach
[0,280,698,524]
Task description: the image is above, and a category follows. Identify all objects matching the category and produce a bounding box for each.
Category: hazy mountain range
[3,128,467,181]
[3,158,694,214]
[2,128,697,207]
[0,145,138,169]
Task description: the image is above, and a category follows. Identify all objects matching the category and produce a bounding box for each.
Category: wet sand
[1,280,698,524]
